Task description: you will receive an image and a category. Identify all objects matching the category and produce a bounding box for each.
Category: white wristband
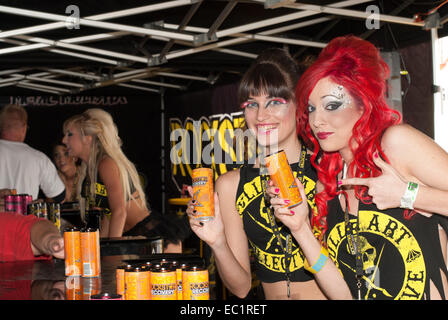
[400,182,419,210]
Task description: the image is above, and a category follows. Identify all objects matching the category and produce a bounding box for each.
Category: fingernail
[284,199,290,204]
[338,181,342,185]
[275,188,280,193]
[290,211,295,215]
[374,152,378,158]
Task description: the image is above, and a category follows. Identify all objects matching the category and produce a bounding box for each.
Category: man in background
[0,104,65,201]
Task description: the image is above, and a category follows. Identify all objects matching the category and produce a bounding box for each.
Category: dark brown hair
[238,48,302,106]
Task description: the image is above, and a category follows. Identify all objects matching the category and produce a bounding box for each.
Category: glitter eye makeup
[329,84,352,109]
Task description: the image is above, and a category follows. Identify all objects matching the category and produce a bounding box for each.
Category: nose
[62,135,67,144]
[256,106,269,121]
[310,108,325,129]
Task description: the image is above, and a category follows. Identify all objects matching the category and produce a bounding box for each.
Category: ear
[82,134,93,146]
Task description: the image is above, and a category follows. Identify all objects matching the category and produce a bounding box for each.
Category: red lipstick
[317,132,333,140]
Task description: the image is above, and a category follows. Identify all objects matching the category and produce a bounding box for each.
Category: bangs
[238,63,294,104]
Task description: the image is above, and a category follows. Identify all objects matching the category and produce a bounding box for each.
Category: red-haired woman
[276,35,448,300]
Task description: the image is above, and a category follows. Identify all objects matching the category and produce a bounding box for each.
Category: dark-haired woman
[186,48,348,299]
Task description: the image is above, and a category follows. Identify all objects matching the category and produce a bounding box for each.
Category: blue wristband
[304,246,329,274]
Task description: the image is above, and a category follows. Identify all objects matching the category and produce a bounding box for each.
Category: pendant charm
[356,279,362,300]
[287,278,291,298]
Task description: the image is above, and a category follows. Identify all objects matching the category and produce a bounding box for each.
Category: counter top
[0,250,204,300]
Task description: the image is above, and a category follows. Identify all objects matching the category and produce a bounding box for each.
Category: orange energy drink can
[151,266,177,300]
[64,227,82,276]
[140,263,152,300]
[116,264,133,297]
[169,260,187,300]
[191,167,214,221]
[80,228,101,277]
[183,266,209,300]
[82,277,101,300]
[125,267,150,300]
[264,150,303,208]
[65,276,82,300]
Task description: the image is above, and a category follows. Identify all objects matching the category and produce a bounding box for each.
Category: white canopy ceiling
[0,0,445,95]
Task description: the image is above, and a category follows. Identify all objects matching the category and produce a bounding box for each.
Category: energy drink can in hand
[265,150,303,208]
[191,168,214,222]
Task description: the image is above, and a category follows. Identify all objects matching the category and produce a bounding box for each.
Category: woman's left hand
[339,153,407,210]
[266,178,310,234]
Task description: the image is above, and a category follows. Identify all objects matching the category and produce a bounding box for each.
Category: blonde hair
[63,108,147,211]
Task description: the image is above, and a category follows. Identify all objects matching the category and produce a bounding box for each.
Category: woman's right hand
[265,178,311,234]
[186,186,226,249]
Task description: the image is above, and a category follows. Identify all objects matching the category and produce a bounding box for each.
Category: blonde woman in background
[62,108,189,251]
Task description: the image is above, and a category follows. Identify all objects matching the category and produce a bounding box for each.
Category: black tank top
[326,197,448,299]
[81,175,137,216]
[81,176,111,216]
[235,151,318,283]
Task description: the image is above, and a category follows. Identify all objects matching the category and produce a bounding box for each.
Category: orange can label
[65,276,82,300]
[151,270,177,300]
[82,277,101,300]
[183,268,209,300]
[64,229,82,276]
[176,267,183,300]
[125,268,150,300]
[265,150,302,208]
[116,267,126,297]
[80,229,101,277]
[192,168,214,221]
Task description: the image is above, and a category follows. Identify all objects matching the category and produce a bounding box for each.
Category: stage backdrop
[165,82,242,200]
[2,94,163,212]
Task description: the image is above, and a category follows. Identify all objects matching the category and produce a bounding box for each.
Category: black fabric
[326,197,448,300]
[81,175,191,244]
[81,177,111,216]
[123,210,191,245]
[51,190,66,203]
[235,152,318,283]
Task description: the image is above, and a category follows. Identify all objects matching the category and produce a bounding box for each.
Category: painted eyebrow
[321,94,342,100]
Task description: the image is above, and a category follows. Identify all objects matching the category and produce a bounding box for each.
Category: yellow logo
[236,173,316,273]
[327,210,426,300]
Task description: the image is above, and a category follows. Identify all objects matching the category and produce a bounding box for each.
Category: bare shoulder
[98,156,120,179]
[215,169,241,217]
[381,124,433,161]
[381,124,448,179]
[215,168,240,192]
[382,124,428,148]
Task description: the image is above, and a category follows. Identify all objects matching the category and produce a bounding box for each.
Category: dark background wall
[2,40,434,214]
[1,94,164,212]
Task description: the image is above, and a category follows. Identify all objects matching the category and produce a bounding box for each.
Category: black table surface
[0,252,205,300]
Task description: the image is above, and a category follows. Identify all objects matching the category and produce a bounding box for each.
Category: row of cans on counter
[4,194,61,230]
[117,259,209,300]
[4,194,32,214]
[64,227,101,278]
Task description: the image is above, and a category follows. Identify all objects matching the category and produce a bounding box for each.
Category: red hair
[296,36,402,238]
